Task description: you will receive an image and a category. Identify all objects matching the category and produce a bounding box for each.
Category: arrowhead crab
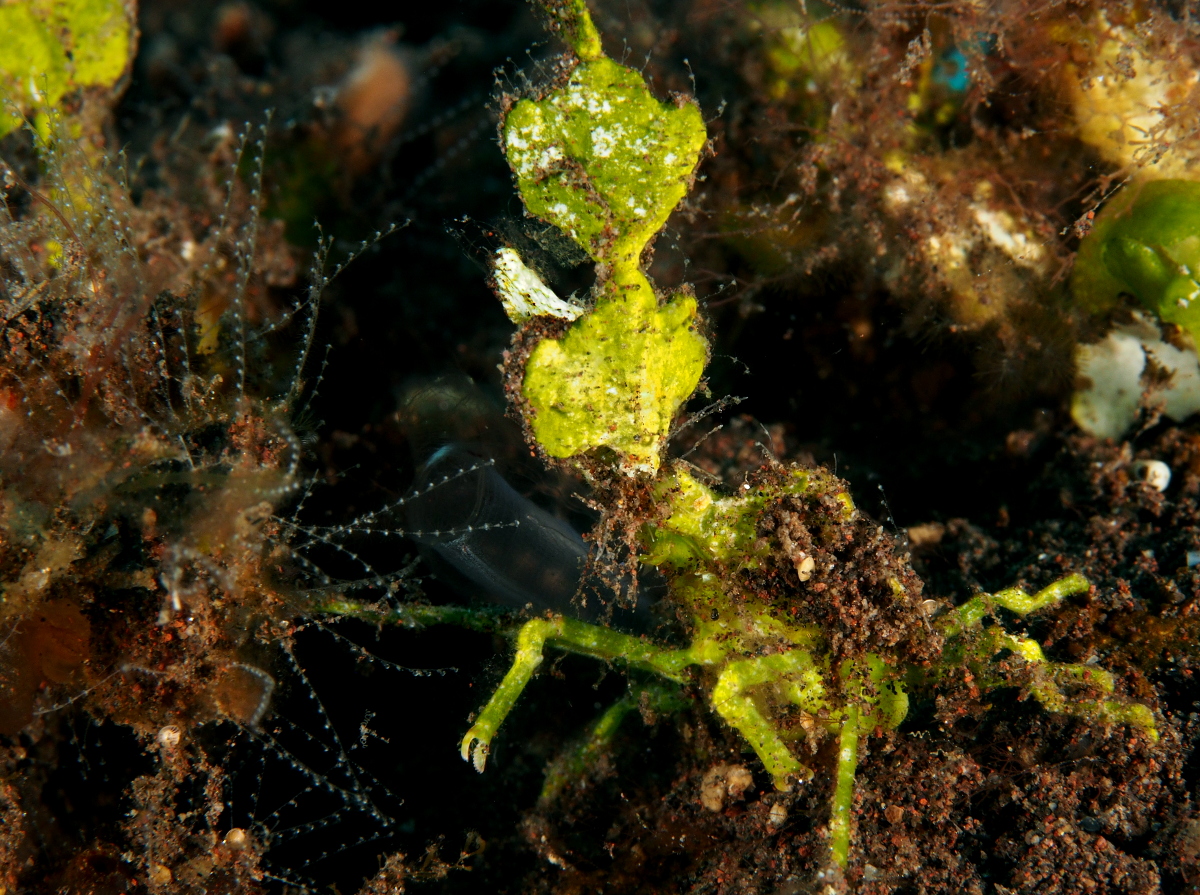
[450,461,1157,867]
[324,455,1156,869]
[322,0,1157,870]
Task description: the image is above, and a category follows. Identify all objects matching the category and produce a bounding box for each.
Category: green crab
[327,0,1158,870]
[465,0,1154,863]
[453,462,1157,867]
[324,457,1157,868]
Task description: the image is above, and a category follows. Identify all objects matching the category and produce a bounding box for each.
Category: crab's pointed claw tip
[461,732,490,772]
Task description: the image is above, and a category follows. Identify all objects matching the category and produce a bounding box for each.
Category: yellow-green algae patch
[1073,179,1200,346]
[0,0,133,138]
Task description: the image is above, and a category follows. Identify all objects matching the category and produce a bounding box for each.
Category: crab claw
[461,730,490,772]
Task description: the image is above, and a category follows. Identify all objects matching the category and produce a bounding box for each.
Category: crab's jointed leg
[942,573,1158,740]
[539,682,687,802]
[829,704,860,868]
[711,650,820,790]
[943,572,1092,636]
[460,615,694,771]
[983,629,1158,738]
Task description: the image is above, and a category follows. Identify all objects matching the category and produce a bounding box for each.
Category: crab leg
[460,615,695,771]
[540,683,687,802]
[829,704,860,867]
[711,650,817,790]
[940,574,1158,741]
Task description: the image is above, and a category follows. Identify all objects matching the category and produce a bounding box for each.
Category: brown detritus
[42,845,140,895]
[756,488,936,667]
[359,833,482,891]
[0,88,333,892]
[0,781,24,892]
[520,679,1188,895]
[125,742,267,895]
[212,3,274,70]
[921,427,1200,678]
[0,600,91,736]
[699,762,754,812]
[333,34,414,177]
[850,710,1188,894]
[358,852,409,894]
[672,415,797,485]
[1175,817,1200,886]
[211,663,275,728]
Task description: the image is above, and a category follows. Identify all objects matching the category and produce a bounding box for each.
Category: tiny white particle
[1132,459,1171,492]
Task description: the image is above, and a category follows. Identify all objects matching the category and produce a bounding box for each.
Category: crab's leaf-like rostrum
[52,0,133,89]
[504,52,709,473]
[504,57,706,266]
[523,280,707,474]
[0,5,69,136]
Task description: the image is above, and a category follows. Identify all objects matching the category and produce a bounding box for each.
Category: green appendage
[539,683,687,802]
[324,567,1156,873]
[941,573,1158,740]
[829,704,860,869]
[711,651,821,789]
[459,616,694,771]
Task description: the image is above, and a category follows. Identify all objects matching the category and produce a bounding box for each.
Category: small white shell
[1132,459,1171,492]
[224,828,249,849]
